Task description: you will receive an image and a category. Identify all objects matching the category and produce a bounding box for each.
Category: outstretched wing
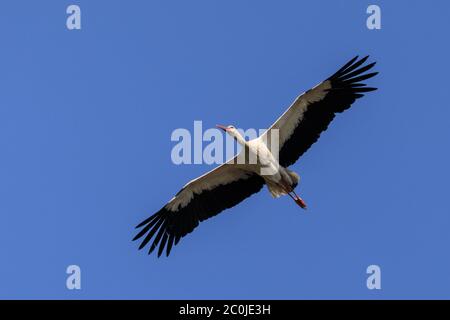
[262,56,378,167]
[133,162,265,257]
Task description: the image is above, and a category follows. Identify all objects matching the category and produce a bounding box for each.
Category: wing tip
[331,55,378,81]
[135,220,148,229]
[132,208,173,256]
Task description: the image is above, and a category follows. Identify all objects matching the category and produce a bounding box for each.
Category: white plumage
[134,56,378,257]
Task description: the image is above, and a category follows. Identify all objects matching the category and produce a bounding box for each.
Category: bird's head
[216,124,238,137]
[216,124,246,146]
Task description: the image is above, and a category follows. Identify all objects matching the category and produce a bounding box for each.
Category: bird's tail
[286,169,300,189]
[265,170,299,198]
[266,180,286,198]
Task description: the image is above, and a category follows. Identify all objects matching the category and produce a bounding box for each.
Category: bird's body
[134,56,378,257]
[232,137,301,199]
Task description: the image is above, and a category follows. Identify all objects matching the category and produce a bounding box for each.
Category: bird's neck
[234,133,247,147]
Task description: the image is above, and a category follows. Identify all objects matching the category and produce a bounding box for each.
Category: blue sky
[1,0,450,299]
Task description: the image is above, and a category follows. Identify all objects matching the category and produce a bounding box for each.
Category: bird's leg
[291,190,307,209]
[282,186,307,210]
[286,192,297,201]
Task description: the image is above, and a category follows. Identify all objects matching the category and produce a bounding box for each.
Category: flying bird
[134,56,378,257]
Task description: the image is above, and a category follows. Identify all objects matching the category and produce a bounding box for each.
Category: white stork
[134,56,378,257]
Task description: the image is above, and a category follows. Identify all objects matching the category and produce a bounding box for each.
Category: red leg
[292,190,307,209]
[282,187,307,210]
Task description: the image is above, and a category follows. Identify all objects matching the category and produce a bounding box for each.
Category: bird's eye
[228,125,235,129]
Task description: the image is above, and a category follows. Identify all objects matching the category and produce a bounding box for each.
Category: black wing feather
[134,174,265,257]
[279,56,378,167]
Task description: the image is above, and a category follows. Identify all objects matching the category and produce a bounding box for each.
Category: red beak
[216,124,228,132]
